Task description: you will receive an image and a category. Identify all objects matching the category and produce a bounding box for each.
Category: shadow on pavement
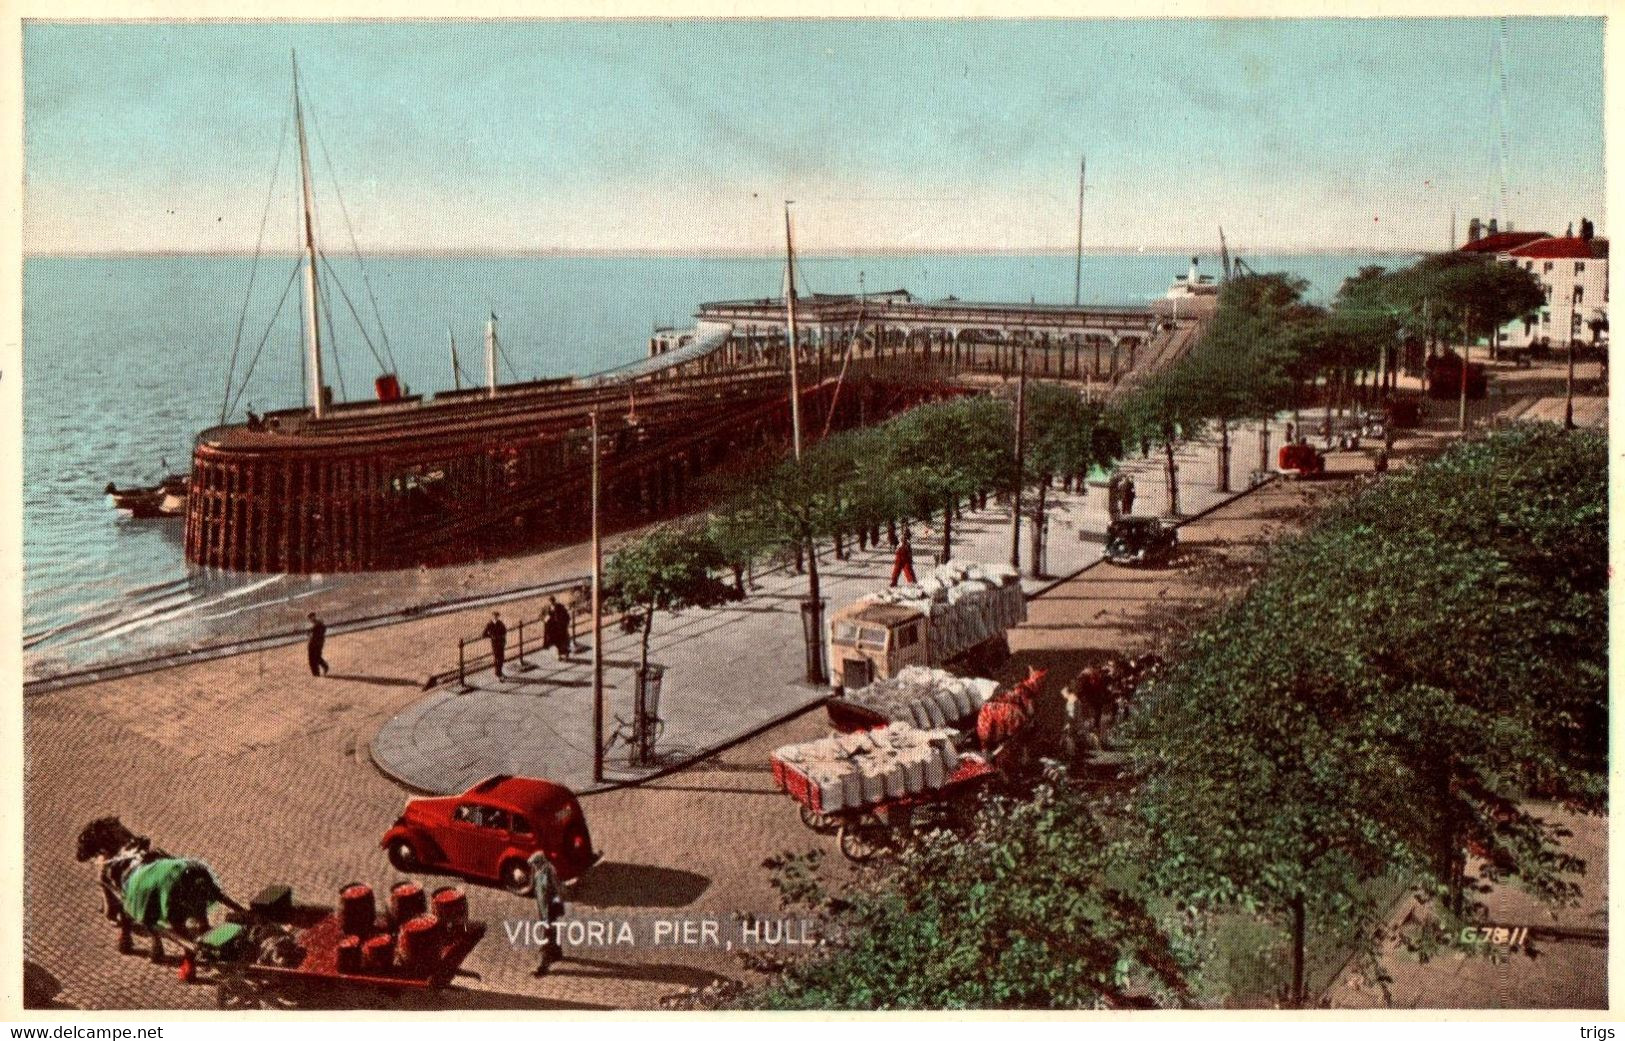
[569,862,711,908]
[24,959,75,1009]
[325,673,422,688]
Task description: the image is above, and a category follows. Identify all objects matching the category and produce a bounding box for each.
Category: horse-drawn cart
[203,897,485,1008]
[77,817,484,1009]
[775,748,997,862]
[770,724,999,862]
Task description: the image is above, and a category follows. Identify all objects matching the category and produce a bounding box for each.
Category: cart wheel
[799,804,838,833]
[837,817,892,863]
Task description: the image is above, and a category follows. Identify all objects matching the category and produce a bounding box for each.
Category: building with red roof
[1458,217,1607,351]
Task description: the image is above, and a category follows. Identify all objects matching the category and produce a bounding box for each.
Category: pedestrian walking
[1120,476,1136,516]
[1106,473,1123,521]
[889,529,917,587]
[1060,684,1082,761]
[543,596,573,659]
[483,610,508,680]
[528,852,565,977]
[306,613,329,677]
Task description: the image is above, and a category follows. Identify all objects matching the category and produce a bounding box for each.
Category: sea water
[22,250,1403,674]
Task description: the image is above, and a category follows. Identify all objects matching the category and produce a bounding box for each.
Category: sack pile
[855,560,1025,663]
[771,722,964,813]
[843,665,998,728]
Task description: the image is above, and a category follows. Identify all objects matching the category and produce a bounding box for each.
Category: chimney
[1581,218,1595,241]
[1468,217,1483,243]
[1567,221,1575,238]
[1488,218,1499,236]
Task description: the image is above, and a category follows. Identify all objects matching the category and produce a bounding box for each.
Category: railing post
[457,638,470,692]
[516,618,532,671]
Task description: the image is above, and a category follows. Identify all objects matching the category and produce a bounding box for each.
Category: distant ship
[1166,255,1220,300]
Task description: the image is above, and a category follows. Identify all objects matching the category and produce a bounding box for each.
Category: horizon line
[26,244,1425,261]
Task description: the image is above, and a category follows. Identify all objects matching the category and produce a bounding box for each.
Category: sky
[21,18,1607,256]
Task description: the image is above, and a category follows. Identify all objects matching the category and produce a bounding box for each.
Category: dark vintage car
[381,774,599,895]
[1102,516,1178,566]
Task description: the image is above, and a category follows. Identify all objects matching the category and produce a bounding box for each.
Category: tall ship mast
[183,61,957,575]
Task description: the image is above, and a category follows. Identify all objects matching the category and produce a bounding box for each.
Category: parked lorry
[827,560,1025,691]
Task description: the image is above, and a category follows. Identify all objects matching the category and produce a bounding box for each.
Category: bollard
[457,638,471,692]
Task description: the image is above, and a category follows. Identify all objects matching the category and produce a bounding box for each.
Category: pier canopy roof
[587,321,734,385]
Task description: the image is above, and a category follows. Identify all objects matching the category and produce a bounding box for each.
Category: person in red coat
[889,530,917,587]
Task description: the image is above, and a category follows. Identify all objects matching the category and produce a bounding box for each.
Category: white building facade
[1489,229,1609,350]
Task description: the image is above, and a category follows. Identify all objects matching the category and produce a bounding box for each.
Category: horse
[76,817,244,963]
[977,666,1047,768]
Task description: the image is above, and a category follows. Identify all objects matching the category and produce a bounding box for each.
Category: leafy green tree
[1176,273,1310,488]
[603,524,739,676]
[1116,364,1208,516]
[1123,425,1606,1004]
[1021,383,1115,575]
[743,776,1191,1009]
[882,395,1014,562]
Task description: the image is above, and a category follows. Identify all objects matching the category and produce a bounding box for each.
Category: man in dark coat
[483,611,508,680]
[1120,477,1136,516]
[543,596,573,659]
[306,613,329,677]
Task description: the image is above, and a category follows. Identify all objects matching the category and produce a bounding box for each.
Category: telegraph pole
[1458,307,1471,432]
[590,410,604,783]
[1009,342,1028,569]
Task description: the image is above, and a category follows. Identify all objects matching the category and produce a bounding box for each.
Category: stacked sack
[771,722,964,814]
[844,665,998,728]
[854,560,1026,663]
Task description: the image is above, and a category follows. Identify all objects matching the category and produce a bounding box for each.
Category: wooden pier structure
[186,291,1211,575]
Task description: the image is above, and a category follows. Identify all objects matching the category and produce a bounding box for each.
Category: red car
[1277,442,1326,478]
[381,775,598,895]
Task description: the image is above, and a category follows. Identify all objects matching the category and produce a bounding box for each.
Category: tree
[1176,273,1309,489]
[1020,383,1116,576]
[602,524,739,677]
[1115,365,1208,517]
[882,395,1014,563]
[1123,426,1606,1004]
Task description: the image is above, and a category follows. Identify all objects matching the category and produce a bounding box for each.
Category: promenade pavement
[371,422,1287,794]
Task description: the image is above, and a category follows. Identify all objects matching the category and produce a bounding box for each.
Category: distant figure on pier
[483,611,508,680]
[542,597,573,659]
[889,530,917,587]
[1120,477,1136,516]
[306,613,329,677]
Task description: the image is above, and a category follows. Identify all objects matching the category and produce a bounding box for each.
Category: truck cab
[829,603,929,689]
